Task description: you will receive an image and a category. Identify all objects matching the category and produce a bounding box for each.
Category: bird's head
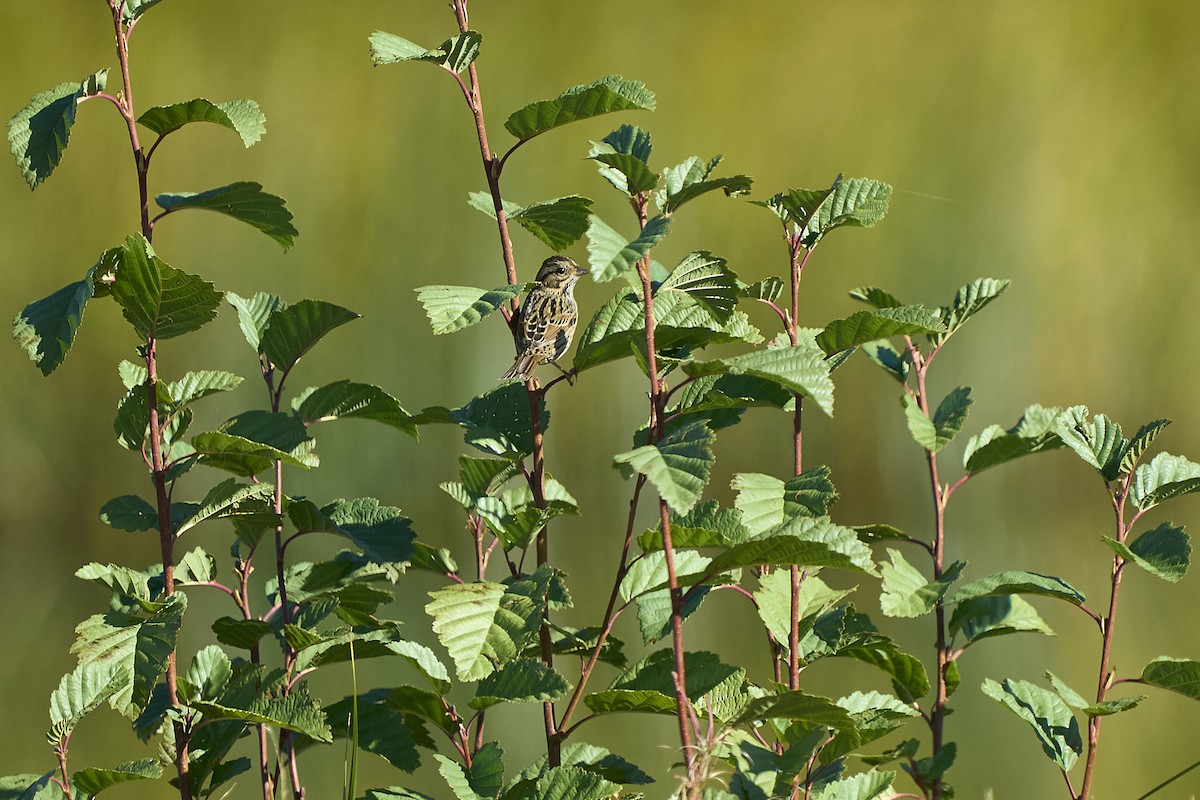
[535,255,586,289]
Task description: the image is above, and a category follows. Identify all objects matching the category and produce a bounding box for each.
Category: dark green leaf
[684,339,834,416]
[192,683,332,742]
[504,76,654,143]
[369,30,482,73]
[661,251,739,322]
[293,380,418,438]
[259,299,360,374]
[289,497,416,566]
[226,291,284,350]
[902,387,972,453]
[964,404,1065,474]
[949,595,1054,644]
[99,495,158,532]
[815,306,944,355]
[417,382,548,459]
[1103,522,1190,582]
[110,235,221,341]
[71,760,162,796]
[1138,658,1200,700]
[589,151,658,196]
[211,618,273,650]
[933,278,1010,346]
[12,248,117,374]
[981,678,1081,770]
[530,766,620,800]
[7,71,107,189]
[155,181,297,250]
[175,479,275,535]
[660,169,752,214]
[948,570,1085,606]
[137,98,265,147]
[472,658,570,709]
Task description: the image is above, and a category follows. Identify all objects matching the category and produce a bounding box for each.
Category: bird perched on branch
[500,255,587,382]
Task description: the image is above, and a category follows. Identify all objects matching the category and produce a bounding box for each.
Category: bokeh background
[3,1,1199,797]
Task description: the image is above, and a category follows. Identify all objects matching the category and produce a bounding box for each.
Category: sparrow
[500,255,586,382]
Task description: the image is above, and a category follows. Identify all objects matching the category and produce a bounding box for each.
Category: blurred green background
[3,1,1199,797]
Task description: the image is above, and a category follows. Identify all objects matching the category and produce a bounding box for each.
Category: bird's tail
[500,352,536,381]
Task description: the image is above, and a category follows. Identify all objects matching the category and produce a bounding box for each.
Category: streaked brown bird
[500,255,587,382]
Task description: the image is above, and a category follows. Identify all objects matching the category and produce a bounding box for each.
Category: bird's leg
[548,360,577,385]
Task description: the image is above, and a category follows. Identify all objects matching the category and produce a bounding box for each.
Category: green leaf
[661,251,739,322]
[358,790,437,800]
[1103,522,1190,582]
[585,214,671,282]
[812,769,895,800]
[504,76,655,143]
[759,177,891,246]
[435,756,484,800]
[12,248,117,374]
[137,98,265,147]
[741,276,785,304]
[70,593,186,717]
[1139,657,1200,700]
[191,683,332,742]
[510,742,651,788]
[49,662,128,729]
[314,693,421,772]
[98,495,157,532]
[212,618,273,650]
[120,0,167,23]
[611,649,744,705]
[472,658,570,709]
[732,690,857,731]
[110,234,222,340]
[948,570,1085,606]
[175,479,274,535]
[154,181,297,250]
[293,380,418,438]
[949,595,1054,645]
[879,549,965,618]
[684,339,835,416]
[415,284,522,335]
[1132,452,1200,510]
[178,645,232,704]
[417,382,548,459]
[981,677,1081,770]
[190,430,309,476]
[657,156,752,214]
[259,299,360,374]
[72,760,162,796]
[530,766,621,800]
[512,196,594,250]
[815,306,944,355]
[1120,418,1172,474]
[730,468,838,537]
[849,286,903,310]
[369,30,482,73]
[843,645,930,702]
[7,70,107,189]
[619,550,712,603]
[901,387,972,453]
[963,404,1065,474]
[860,339,911,383]
[226,291,284,350]
[289,497,416,566]
[1054,406,1124,478]
[704,520,878,577]
[175,547,218,584]
[589,151,658,196]
[613,421,715,514]
[753,570,852,647]
[933,277,1010,346]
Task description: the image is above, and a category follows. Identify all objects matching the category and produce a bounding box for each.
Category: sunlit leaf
[504,76,654,143]
[964,404,1065,474]
[932,277,1010,345]
[72,760,162,796]
[1132,452,1200,510]
[981,678,1081,770]
[472,658,570,709]
[155,181,297,250]
[948,570,1084,606]
[815,306,944,355]
[369,30,482,74]
[415,284,521,335]
[7,70,107,189]
[585,214,671,282]
[1139,657,1200,700]
[901,387,972,453]
[137,98,265,147]
[949,595,1054,645]
[110,235,221,341]
[1102,522,1190,582]
[880,549,964,618]
[684,339,834,416]
[226,291,284,350]
[613,421,714,514]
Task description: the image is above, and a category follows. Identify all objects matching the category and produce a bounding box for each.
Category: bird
[500,255,587,382]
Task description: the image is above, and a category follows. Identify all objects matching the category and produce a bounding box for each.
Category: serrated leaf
[7,71,107,189]
[70,594,186,717]
[861,339,911,383]
[120,0,166,23]
[312,692,422,772]
[661,173,753,214]
[1054,406,1124,478]
[933,277,1010,345]
[585,214,671,282]
[1120,418,1172,473]
[190,430,308,476]
[293,380,417,438]
[155,181,297,250]
[1103,522,1190,582]
[843,645,930,702]
[504,75,654,143]
[289,497,416,566]
[49,662,128,729]
[137,98,265,147]
[753,570,852,648]
[705,520,878,577]
[259,298,360,374]
[175,547,218,584]
[369,30,482,73]
[685,340,834,416]
[110,234,221,341]
[661,251,739,322]
[1139,658,1200,700]
[732,690,857,731]
[619,550,711,603]
[191,684,332,742]
[613,421,714,514]
[415,284,521,335]
[949,595,1054,645]
[472,658,570,709]
[730,468,839,536]
[99,495,158,532]
[963,404,1065,474]
[812,769,895,800]
[513,196,594,250]
[417,382,547,459]
[435,756,483,800]
[879,550,964,618]
[175,478,274,535]
[948,570,1085,606]
[849,286,903,309]
[531,766,620,800]
[72,760,162,796]
[1132,452,1200,510]
[589,150,658,196]
[981,678,1081,770]
[815,306,944,355]
[211,617,273,650]
[741,276,785,304]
